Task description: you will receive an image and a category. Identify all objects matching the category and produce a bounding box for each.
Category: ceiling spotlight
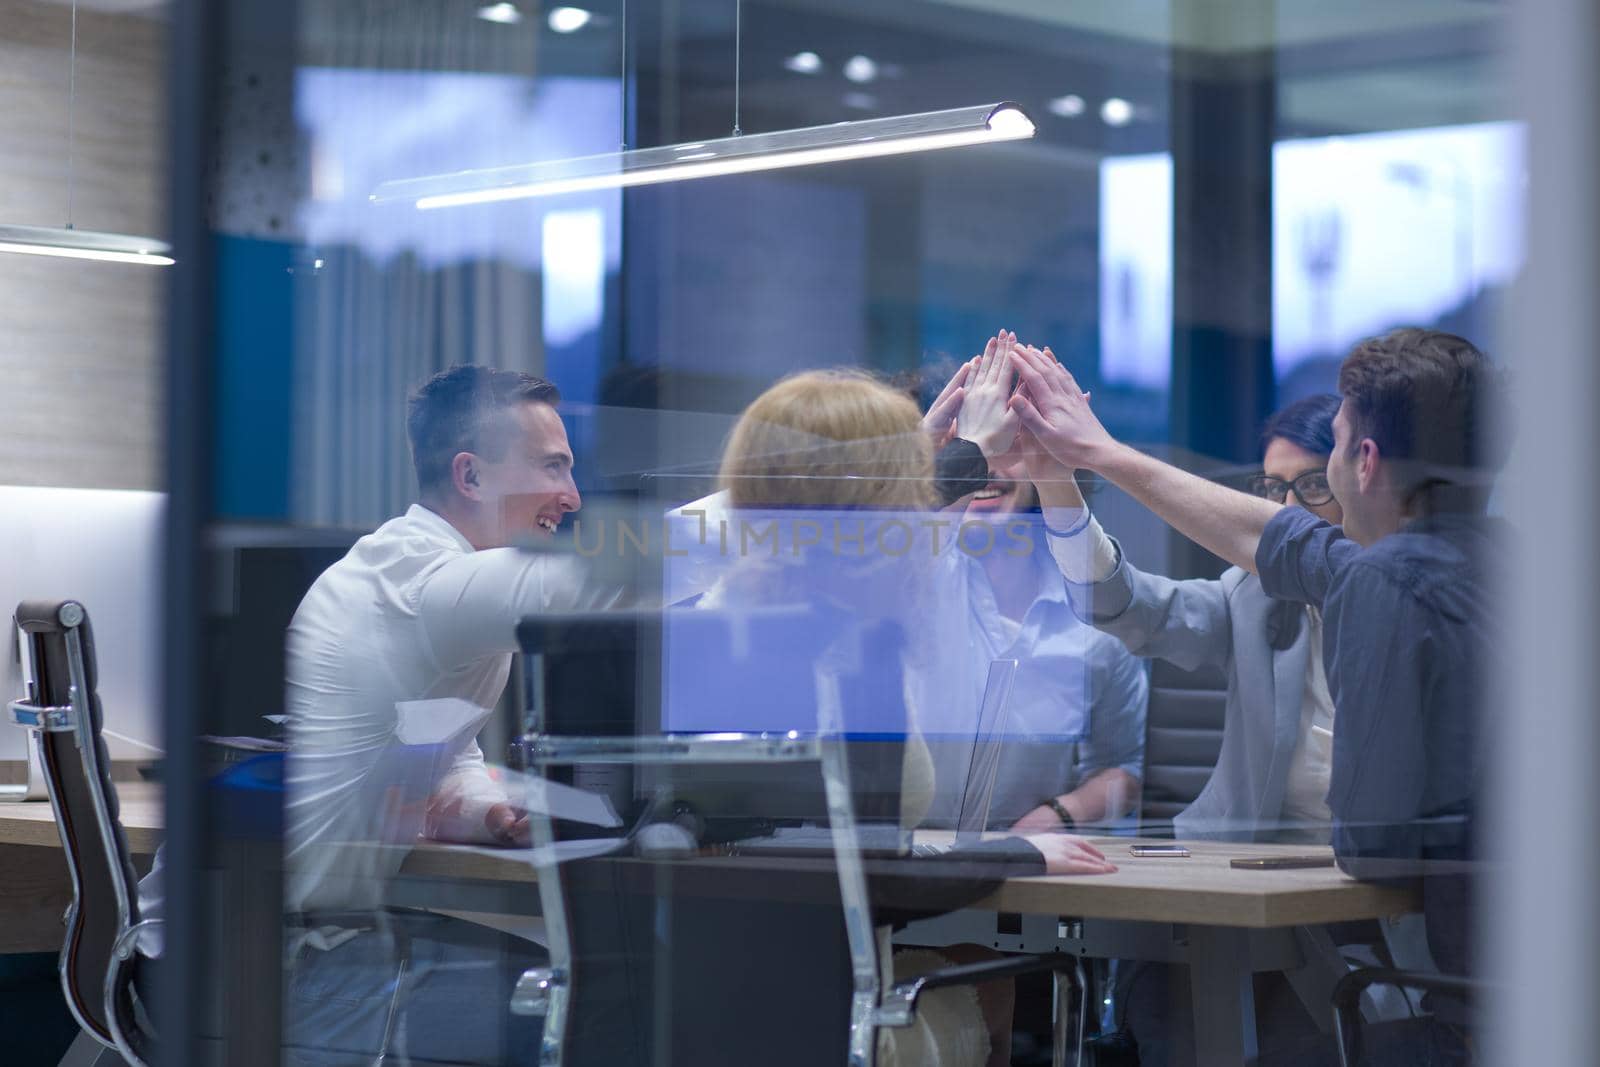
[783,51,823,75]
[1048,94,1086,118]
[547,6,591,33]
[1100,97,1134,127]
[476,3,521,25]
[843,55,879,84]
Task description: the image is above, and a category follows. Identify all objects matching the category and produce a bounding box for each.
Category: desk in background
[0,781,160,954]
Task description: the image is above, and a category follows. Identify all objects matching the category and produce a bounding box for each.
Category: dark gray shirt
[1256,507,1508,989]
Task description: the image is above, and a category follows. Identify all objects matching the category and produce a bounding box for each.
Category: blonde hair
[719,369,935,510]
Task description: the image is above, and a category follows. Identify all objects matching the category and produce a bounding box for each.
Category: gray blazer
[1063,541,1315,842]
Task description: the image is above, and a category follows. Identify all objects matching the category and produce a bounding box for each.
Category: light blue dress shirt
[923,521,1148,828]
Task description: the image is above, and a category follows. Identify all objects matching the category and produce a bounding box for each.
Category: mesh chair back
[1140,657,1227,827]
[13,600,144,1050]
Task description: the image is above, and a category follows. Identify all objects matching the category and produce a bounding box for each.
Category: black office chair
[8,600,159,1067]
[1138,659,1227,834]
[1332,967,1483,1066]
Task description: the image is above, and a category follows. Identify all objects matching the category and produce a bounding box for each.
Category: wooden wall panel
[0,0,166,490]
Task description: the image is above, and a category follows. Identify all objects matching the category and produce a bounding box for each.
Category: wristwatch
[1045,797,1076,831]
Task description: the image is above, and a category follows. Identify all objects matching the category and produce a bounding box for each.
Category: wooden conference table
[0,782,1420,1065]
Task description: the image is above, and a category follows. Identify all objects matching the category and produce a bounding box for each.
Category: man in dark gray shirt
[1005,328,1508,1063]
[1257,506,1504,995]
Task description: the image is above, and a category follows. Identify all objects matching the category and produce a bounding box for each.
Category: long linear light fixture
[371,101,1036,210]
[0,2,173,268]
[0,224,174,267]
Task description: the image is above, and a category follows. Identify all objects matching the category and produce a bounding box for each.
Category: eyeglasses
[1246,469,1333,506]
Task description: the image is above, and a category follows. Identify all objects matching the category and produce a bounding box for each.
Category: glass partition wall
[159,2,1527,1064]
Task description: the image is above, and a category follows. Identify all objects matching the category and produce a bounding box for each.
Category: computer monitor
[0,486,164,762]
[515,610,661,739]
[208,526,362,740]
[516,606,911,827]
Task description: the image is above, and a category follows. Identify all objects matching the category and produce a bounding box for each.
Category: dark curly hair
[1337,328,1509,479]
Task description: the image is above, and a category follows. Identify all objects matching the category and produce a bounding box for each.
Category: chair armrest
[876,951,1074,1028]
[113,918,165,963]
[105,919,163,1067]
[1331,967,1484,1067]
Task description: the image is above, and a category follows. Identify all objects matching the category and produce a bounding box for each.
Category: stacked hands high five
[1004,340,1121,475]
[955,330,1024,462]
[922,330,1024,457]
[927,329,1121,495]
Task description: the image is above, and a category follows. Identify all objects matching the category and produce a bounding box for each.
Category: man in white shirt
[282,365,615,1066]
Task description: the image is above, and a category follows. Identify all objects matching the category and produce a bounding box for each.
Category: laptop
[733,658,1020,860]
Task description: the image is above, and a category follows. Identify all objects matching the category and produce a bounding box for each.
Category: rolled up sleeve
[934,438,989,508]
[1254,508,1360,609]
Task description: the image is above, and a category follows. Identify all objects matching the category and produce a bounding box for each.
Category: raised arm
[1019,433,1235,670]
[1008,344,1282,574]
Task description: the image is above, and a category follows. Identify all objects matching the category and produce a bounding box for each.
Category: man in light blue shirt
[919,483,1146,833]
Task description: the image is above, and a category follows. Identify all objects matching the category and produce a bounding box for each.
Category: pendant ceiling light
[372,1,1034,210]
[373,103,1036,210]
[0,2,173,267]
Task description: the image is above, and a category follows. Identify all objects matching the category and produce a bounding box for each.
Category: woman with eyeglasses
[1019,391,1347,1067]
[1045,392,1345,845]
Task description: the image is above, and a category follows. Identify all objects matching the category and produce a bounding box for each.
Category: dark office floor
[0,953,79,1064]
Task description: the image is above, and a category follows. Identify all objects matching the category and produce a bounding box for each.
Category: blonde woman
[703,368,1114,1067]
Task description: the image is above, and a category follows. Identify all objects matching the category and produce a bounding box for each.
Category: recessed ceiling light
[1100,97,1134,127]
[1048,94,1085,118]
[476,3,521,25]
[784,51,823,75]
[547,6,591,33]
[843,55,879,84]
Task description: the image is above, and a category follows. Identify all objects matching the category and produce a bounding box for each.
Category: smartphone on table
[1229,855,1335,870]
[1128,844,1190,858]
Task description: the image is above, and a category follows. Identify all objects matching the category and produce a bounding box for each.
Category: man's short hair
[407,365,560,495]
[1338,328,1510,482]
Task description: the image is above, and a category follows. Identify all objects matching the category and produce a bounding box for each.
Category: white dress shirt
[1279,607,1335,824]
[284,503,616,913]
